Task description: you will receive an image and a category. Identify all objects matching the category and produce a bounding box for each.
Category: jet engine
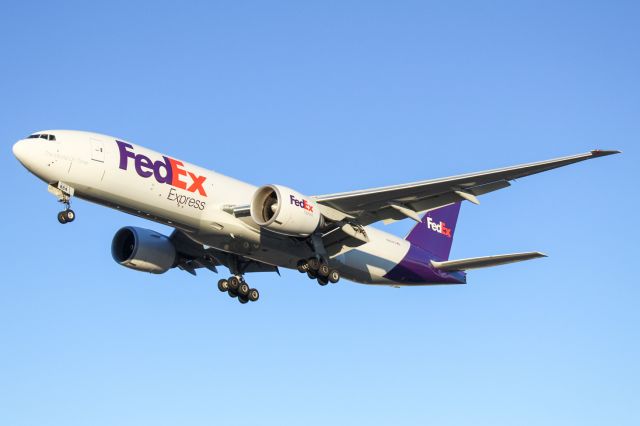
[111,226,177,274]
[250,184,322,237]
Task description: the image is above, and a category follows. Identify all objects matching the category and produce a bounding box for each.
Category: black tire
[217,279,229,292]
[328,269,340,284]
[307,270,317,280]
[228,289,238,298]
[296,260,308,273]
[248,288,259,302]
[57,211,67,224]
[317,276,329,286]
[318,263,330,277]
[307,257,320,271]
[238,282,250,297]
[65,209,75,222]
[228,276,240,291]
[238,296,249,304]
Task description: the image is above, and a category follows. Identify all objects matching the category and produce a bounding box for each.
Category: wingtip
[590,149,622,157]
[536,252,548,258]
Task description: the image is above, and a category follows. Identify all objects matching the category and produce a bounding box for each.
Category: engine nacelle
[111,226,177,274]
[250,184,322,237]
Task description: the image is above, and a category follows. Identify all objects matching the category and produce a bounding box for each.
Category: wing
[314,150,620,226]
[170,229,279,276]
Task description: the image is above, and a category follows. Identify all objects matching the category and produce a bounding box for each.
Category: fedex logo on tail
[116,141,207,196]
[290,195,314,212]
[426,216,452,238]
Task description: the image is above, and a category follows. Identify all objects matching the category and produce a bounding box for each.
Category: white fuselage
[13,130,414,285]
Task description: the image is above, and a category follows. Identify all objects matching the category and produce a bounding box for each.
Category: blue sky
[1,1,638,425]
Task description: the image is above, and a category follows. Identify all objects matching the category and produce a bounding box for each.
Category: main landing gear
[217,276,260,304]
[297,258,340,286]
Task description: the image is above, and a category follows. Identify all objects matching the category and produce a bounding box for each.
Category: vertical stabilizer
[405,202,461,260]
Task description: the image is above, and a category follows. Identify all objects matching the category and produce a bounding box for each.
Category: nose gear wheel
[57,207,75,223]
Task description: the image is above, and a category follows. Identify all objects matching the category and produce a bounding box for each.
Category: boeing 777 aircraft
[12,130,620,304]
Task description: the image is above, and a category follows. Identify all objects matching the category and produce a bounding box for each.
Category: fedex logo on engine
[116,141,207,196]
[426,216,452,238]
[290,195,314,212]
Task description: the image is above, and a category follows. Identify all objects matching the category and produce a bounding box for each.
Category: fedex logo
[290,195,314,212]
[116,141,207,196]
[426,216,452,238]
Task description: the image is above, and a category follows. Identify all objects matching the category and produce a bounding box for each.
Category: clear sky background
[1,1,638,425]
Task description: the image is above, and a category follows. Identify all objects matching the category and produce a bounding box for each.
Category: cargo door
[91,139,105,162]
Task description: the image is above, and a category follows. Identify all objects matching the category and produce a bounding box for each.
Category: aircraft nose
[12,140,29,164]
[12,139,41,171]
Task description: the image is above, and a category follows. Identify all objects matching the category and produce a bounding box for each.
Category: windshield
[27,134,56,141]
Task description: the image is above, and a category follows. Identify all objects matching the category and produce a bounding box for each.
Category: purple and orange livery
[406,202,461,260]
[117,141,207,196]
[385,203,466,284]
[290,194,314,212]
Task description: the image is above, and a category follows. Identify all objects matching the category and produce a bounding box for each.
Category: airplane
[12,130,620,304]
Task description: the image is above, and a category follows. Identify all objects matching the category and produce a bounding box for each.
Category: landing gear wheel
[228,276,241,292]
[317,276,329,286]
[228,289,238,298]
[318,263,330,277]
[248,288,259,302]
[307,257,320,271]
[238,295,249,304]
[297,260,309,273]
[64,209,75,222]
[57,211,68,224]
[217,279,229,292]
[328,269,340,284]
[307,270,317,280]
[238,282,250,297]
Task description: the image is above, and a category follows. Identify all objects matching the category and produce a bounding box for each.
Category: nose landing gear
[49,182,76,224]
[57,207,75,224]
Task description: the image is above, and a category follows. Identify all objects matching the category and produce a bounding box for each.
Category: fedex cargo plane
[12,130,620,304]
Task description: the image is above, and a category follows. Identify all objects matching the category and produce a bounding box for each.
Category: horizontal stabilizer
[431,252,547,271]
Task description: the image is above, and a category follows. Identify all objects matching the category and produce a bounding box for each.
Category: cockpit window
[26,133,55,141]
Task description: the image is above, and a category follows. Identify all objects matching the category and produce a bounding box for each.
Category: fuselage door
[91,139,105,162]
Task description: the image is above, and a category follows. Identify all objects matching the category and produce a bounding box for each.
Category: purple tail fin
[405,202,461,260]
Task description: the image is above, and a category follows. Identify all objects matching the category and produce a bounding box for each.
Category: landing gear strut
[298,257,340,286]
[217,276,260,304]
[49,182,76,224]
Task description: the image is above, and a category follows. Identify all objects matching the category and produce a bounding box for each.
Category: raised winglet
[590,149,622,157]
